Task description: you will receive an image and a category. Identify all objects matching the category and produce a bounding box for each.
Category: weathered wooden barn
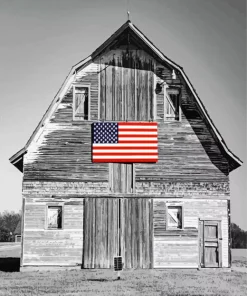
[10,21,242,270]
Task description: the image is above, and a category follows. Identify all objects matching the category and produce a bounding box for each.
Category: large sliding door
[83,198,153,269]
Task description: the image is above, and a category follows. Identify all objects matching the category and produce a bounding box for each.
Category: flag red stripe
[93,159,158,162]
[119,122,157,126]
[119,128,157,132]
[119,134,157,138]
[93,152,158,156]
[118,140,158,143]
[93,146,157,150]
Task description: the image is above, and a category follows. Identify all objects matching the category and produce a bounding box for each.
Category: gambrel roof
[9,20,242,172]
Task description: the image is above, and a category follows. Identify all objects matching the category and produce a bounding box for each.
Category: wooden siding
[22,181,109,196]
[153,199,228,268]
[83,198,153,269]
[23,47,229,197]
[22,198,83,266]
[23,62,108,184]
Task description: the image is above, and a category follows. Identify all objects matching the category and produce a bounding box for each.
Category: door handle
[219,238,223,240]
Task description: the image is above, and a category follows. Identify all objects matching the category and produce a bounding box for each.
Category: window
[165,88,180,121]
[73,85,90,120]
[167,206,182,229]
[47,206,62,229]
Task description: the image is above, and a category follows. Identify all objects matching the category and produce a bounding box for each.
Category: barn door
[199,220,222,268]
[83,198,153,269]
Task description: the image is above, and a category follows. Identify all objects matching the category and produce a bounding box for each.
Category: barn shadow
[0,258,20,272]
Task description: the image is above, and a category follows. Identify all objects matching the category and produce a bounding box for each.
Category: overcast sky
[0,0,246,229]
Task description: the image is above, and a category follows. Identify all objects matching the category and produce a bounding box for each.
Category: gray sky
[0,0,246,229]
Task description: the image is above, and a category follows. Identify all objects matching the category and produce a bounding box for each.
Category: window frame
[164,87,181,122]
[46,205,64,230]
[166,204,184,230]
[73,84,91,121]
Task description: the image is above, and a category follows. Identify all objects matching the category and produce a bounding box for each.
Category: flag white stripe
[93,155,158,159]
[118,137,157,141]
[119,131,157,135]
[93,149,158,153]
[93,143,158,147]
[118,126,157,130]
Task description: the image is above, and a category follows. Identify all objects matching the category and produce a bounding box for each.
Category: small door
[199,220,222,268]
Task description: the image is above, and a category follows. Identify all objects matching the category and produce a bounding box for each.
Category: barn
[9,20,242,270]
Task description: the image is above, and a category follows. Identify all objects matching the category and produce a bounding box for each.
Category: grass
[0,244,246,296]
[0,266,246,296]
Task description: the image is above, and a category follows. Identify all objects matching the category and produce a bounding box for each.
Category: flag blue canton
[93,122,118,144]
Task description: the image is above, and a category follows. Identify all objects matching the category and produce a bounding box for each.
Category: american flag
[92,122,158,163]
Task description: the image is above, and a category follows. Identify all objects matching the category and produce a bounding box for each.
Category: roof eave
[9,147,26,172]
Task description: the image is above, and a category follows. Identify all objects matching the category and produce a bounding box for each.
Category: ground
[0,244,246,296]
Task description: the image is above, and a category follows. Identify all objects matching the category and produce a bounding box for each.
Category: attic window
[165,88,180,121]
[73,85,90,120]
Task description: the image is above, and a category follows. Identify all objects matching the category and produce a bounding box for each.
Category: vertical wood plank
[115,62,120,120]
[104,198,108,268]
[89,198,93,268]
[130,57,135,120]
[128,199,135,268]
[100,198,104,267]
[109,163,112,193]
[92,198,95,268]
[120,198,125,266]
[106,65,112,120]
[112,60,116,121]
[124,198,128,268]
[138,198,143,268]
[134,50,137,120]
[112,199,117,258]
[142,198,146,268]
[147,69,150,121]
[153,60,157,120]
[123,66,128,120]
[218,221,222,268]
[121,58,124,120]
[146,199,150,268]
[129,199,133,268]
[83,198,88,268]
[100,63,106,120]
[227,200,231,268]
[121,163,125,193]
[149,63,154,120]
[149,198,154,269]
[108,198,113,268]
[95,198,99,268]
[98,59,101,120]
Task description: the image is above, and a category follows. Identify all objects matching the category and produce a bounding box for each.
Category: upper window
[167,206,182,229]
[47,206,62,229]
[73,85,90,120]
[165,88,180,121]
